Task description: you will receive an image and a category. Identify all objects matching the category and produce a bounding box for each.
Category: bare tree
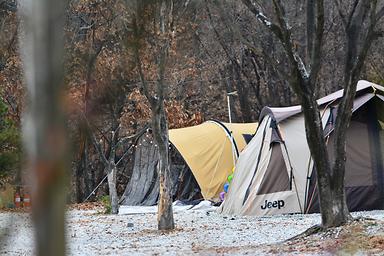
[131,0,175,230]
[86,119,148,214]
[238,0,384,228]
[20,0,67,255]
[65,0,129,203]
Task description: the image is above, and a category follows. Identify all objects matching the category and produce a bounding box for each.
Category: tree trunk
[107,165,119,214]
[153,105,174,230]
[232,65,253,123]
[75,148,85,202]
[298,78,351,227]
[76,132,93,203]
[132,0,175,230]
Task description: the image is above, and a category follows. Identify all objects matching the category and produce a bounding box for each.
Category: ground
[1,204,384,255]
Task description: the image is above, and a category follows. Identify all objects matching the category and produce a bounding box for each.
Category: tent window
[256,143,290,195]
[242,134,254,144]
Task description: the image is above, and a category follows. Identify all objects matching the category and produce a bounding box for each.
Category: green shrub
[100,195,111,214]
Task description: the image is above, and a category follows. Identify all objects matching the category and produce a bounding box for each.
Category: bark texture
[107,165,118,214]
[153,107,174,230]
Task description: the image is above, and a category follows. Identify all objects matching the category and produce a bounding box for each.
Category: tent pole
[226,91,237,123]
[227,95,232,123]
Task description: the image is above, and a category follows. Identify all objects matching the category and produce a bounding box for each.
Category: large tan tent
[169,121,257,200]
[219,80,384,216]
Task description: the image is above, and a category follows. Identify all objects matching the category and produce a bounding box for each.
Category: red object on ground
[23,192,31,207]
[14,192,21,208]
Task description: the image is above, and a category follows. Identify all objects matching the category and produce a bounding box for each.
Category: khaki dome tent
[169,121,257,200]
[219,80,384,216]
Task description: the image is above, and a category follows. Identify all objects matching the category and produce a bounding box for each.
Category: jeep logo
[261,200,285,210]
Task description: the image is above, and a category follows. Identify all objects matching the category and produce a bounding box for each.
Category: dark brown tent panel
[306,98,384,213]
[256,143,291,195]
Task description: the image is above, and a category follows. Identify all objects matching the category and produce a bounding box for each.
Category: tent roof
[169,121,257,200]
[260,80,384,123]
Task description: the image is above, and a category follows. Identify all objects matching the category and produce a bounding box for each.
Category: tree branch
[354,1,378,74]
[156,0,173,105]
[346,0,360,29]
[116,123,149,148]
[334,0,347,28]
[310,0,325,86]
[272,0,310,82]
[81,113,109,165]
[115,124,149,166]
[332,0,378,180]
[307,0,316,59]
[132,15,157,108]
[376,5,384,21]
[210,0,263,56]
[374,30,384,39]
[240,0,284,41]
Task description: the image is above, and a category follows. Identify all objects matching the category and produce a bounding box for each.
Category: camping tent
[120,120,257,205]
[169,121,257,200]
[219,80,384,216]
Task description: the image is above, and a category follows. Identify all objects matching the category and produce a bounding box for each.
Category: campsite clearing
[1,205,384,255]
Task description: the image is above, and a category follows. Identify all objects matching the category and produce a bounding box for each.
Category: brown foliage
[121,88,202,132]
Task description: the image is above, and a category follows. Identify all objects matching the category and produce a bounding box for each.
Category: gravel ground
[1,208,384,255]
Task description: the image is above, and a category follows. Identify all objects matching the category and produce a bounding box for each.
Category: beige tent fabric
[218,117,272,214]
[261,80,384,123]
[277,115,309,212]
[220,109,332,216]
[283,108,331,210]
[240,142,298,215]
[169,121,257,200]
[222,122,259,155]
[218,80,384,216]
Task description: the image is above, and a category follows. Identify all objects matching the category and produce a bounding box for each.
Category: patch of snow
[256,12,272,27]
[189,200,216,212]
[1,209,384,255]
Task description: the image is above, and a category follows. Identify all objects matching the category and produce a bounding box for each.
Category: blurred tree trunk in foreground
[20,0,67,255]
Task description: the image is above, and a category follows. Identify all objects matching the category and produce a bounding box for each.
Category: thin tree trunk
[107,165,119,214]
[132,0,175,230]
[156,0,175,230]
[299,85,347,227]
[153,106,174,230]
[75,148,85,202]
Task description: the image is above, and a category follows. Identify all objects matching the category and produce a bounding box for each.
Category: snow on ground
[1,208,384,255]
